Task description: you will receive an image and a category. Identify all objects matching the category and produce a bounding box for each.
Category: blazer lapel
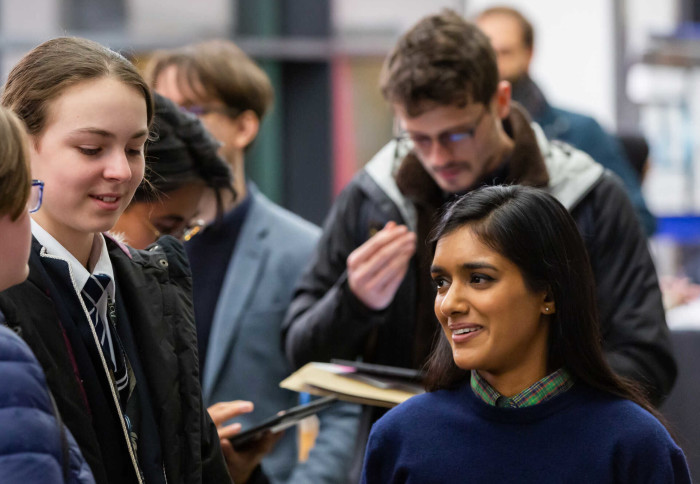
[202,193,270,402]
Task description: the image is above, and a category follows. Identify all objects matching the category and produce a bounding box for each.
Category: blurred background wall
[1,0,700,277]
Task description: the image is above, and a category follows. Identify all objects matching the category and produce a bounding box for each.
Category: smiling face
[395,82,514,193]
[29,77,149,255]
[431,225,551,395]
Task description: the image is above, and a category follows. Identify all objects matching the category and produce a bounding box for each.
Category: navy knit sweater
[361,382,690,483]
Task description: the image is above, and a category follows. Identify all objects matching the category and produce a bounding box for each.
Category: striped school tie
[81,273,129,396]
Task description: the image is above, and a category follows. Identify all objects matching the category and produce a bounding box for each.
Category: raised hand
[347,221,417,310]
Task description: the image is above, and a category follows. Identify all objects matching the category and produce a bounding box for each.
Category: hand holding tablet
[229,395,338,451]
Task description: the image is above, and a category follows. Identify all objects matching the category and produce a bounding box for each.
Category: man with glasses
[283,10,675,480]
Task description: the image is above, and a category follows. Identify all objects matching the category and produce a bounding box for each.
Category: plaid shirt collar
[470,368,574,408]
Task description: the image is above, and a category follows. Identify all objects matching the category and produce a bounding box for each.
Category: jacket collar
[31,221,116,296]
[104,232,132,259]
[510,74,552,121]
[201,189,271,400]
[395,103,549,205]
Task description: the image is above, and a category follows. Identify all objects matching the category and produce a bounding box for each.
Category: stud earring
[545,307,550,312]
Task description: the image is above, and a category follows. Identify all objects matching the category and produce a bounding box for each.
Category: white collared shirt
[31,219,116,326]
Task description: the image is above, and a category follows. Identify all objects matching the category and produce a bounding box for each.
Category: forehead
[150,183,205,216]
[42,77,148,136]
[435,226,495,262]
[434,225,526,278]
[155,64,207,106]
[477,14,525,49]
[394,102,485,133]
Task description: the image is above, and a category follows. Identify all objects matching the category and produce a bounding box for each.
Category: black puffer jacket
[0,235,231,484]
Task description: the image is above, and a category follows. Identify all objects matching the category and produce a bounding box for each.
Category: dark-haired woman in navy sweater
[361,185,690,483]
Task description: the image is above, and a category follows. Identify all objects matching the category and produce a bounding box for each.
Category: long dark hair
[424,185,661,421]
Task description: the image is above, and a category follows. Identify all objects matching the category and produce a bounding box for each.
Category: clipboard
[229,395,337,450]
[330,359,425,393]
[331,359,424,381]
[280,362,423,408]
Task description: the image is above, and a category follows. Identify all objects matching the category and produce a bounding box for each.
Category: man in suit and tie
[146,40,360,484]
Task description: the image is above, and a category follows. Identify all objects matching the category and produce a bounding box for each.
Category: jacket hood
[533,122,605,210]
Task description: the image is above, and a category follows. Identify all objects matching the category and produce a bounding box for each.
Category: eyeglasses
[183,219,205,242]
[394,109,489,159]
[28,180,44,213]
[142,216,205,243]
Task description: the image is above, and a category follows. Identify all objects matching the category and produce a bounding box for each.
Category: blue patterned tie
[81,273,129,397]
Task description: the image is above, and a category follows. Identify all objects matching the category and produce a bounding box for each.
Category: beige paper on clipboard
[280,362,422,408]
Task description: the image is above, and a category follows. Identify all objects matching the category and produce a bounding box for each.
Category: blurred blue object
[656,216,700,243]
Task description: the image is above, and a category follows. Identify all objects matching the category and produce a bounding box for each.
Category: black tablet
[229,395,337,451]
[331,359,424,381]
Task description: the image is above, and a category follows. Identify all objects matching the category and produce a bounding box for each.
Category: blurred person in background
[282,11,676,480]
[475,6,656,236]
[146,40,360,484]
[0,105,95,484]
